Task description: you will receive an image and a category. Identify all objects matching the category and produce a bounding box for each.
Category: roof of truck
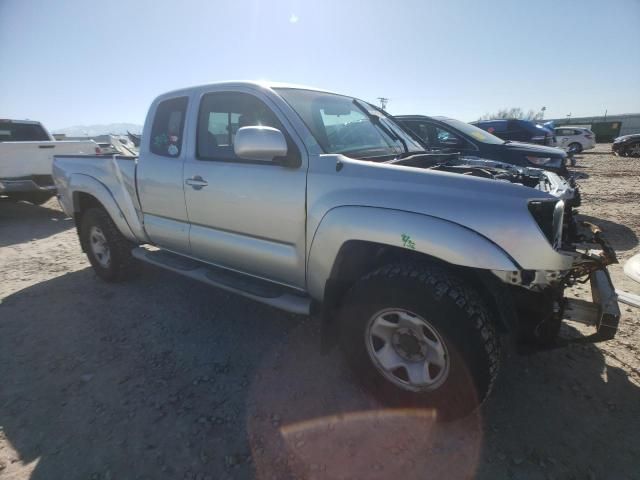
[0,119,43,125]
[159,81,337,98]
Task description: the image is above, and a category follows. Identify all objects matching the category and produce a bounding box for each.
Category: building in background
[545,113,640,142]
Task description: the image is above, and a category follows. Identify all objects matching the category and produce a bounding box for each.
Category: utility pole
[540,106,546,120]
[377,97,389,111]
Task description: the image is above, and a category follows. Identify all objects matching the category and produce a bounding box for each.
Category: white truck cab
[0,119,97,204]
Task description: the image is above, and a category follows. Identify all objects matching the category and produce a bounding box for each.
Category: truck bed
[53,154,146,243]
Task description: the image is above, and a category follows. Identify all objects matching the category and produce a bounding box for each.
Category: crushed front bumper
[565,268,620,340]
[562,221,620,340]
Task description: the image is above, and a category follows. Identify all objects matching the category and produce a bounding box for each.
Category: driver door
[182,89,308,288]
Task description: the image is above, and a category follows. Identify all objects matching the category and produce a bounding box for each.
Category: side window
[197,92,284,161]
[150,97,188,157]
[405,122,430,145]
[434,126,463,147]
[485,121,506,134]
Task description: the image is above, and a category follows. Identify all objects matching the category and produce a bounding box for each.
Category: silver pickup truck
[53,82,619,418]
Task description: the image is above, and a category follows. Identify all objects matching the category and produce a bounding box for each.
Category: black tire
[568,142,582,154]
[79,207,136,282]
[338,263,500,420]
[624,142,640,158]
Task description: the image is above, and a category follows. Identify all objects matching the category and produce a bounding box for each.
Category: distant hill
[52,123,143,137]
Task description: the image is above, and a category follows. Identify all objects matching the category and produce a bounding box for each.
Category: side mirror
[234,126,288,162]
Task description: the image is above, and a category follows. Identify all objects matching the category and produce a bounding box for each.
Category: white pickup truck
[0,119,97,204]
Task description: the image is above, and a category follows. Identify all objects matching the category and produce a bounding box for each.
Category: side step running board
[132,246,311,315]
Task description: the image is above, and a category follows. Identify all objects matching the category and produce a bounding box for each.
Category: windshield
[275,88,423,159]
[439,118,506,145]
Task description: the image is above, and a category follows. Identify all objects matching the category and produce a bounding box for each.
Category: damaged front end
[389,152,619,343]
[561,220,620,340]
[494,214,620,343]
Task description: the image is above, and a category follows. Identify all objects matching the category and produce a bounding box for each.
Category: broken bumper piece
[565,268,620,341]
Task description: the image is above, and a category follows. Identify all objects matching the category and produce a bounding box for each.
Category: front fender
[306,206,518,301]
[69,174,139,243]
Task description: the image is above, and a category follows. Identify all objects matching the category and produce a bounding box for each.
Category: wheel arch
[307,206,519,335]
[70,175,138,247]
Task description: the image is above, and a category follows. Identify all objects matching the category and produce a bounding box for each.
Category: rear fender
[70,174,139,243]
[307,206,518,301]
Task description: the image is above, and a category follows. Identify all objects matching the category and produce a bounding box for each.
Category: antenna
[377,97,389,111]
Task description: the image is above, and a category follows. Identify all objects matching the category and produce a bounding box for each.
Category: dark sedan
[612,134,640,157]
[396,115,569,176]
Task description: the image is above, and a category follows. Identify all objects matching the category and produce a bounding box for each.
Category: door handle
[185,176,208,190]
[38,145,55,149]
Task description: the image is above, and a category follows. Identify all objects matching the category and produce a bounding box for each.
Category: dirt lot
[1,144,639,480]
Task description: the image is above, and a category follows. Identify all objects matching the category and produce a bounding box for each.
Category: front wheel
[338,263,500,420]
[624,142,640,157]
[79,207,136,282]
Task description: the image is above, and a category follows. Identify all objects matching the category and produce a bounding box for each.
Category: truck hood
[437,155,575,202]
[308,153,572,270]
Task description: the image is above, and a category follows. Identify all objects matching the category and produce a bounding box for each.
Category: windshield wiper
[352,99,408,153]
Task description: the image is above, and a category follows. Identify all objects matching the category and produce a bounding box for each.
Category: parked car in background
[53,81,620,418]
[612,133,640,157]
[396,115,570,177]
[472,119,556,146]
[554,127,596,153]
[0,119,97,204]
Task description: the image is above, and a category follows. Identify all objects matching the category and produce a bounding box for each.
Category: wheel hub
[365,308,450,392]
[89,226,111,268]
[392,328,428,361]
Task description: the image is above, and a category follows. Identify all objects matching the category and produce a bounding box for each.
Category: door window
[197,92,285,161]
[150,96,188,157]
[403,121,430,145]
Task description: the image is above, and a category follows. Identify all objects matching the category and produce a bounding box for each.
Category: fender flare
[70,173,138,242]
[306,206,518,301]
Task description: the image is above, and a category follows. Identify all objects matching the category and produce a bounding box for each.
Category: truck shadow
[576,213,639,252]
[0,266,638,479]
[0,198,73,247]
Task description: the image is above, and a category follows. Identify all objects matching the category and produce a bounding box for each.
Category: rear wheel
[568,142,582,154]
[338,263,500,420]
[80,207,136,282]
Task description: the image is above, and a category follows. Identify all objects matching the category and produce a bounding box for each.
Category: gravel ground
[1,144,639,480]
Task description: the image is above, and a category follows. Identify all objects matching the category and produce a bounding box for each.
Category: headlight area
[525,155,561,167]
[528,199,564,249]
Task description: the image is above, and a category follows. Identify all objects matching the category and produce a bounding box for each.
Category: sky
[1,0,639,130]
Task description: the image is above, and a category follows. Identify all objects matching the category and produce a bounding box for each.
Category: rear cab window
[0,121,50,142]
[150,97,188,157]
